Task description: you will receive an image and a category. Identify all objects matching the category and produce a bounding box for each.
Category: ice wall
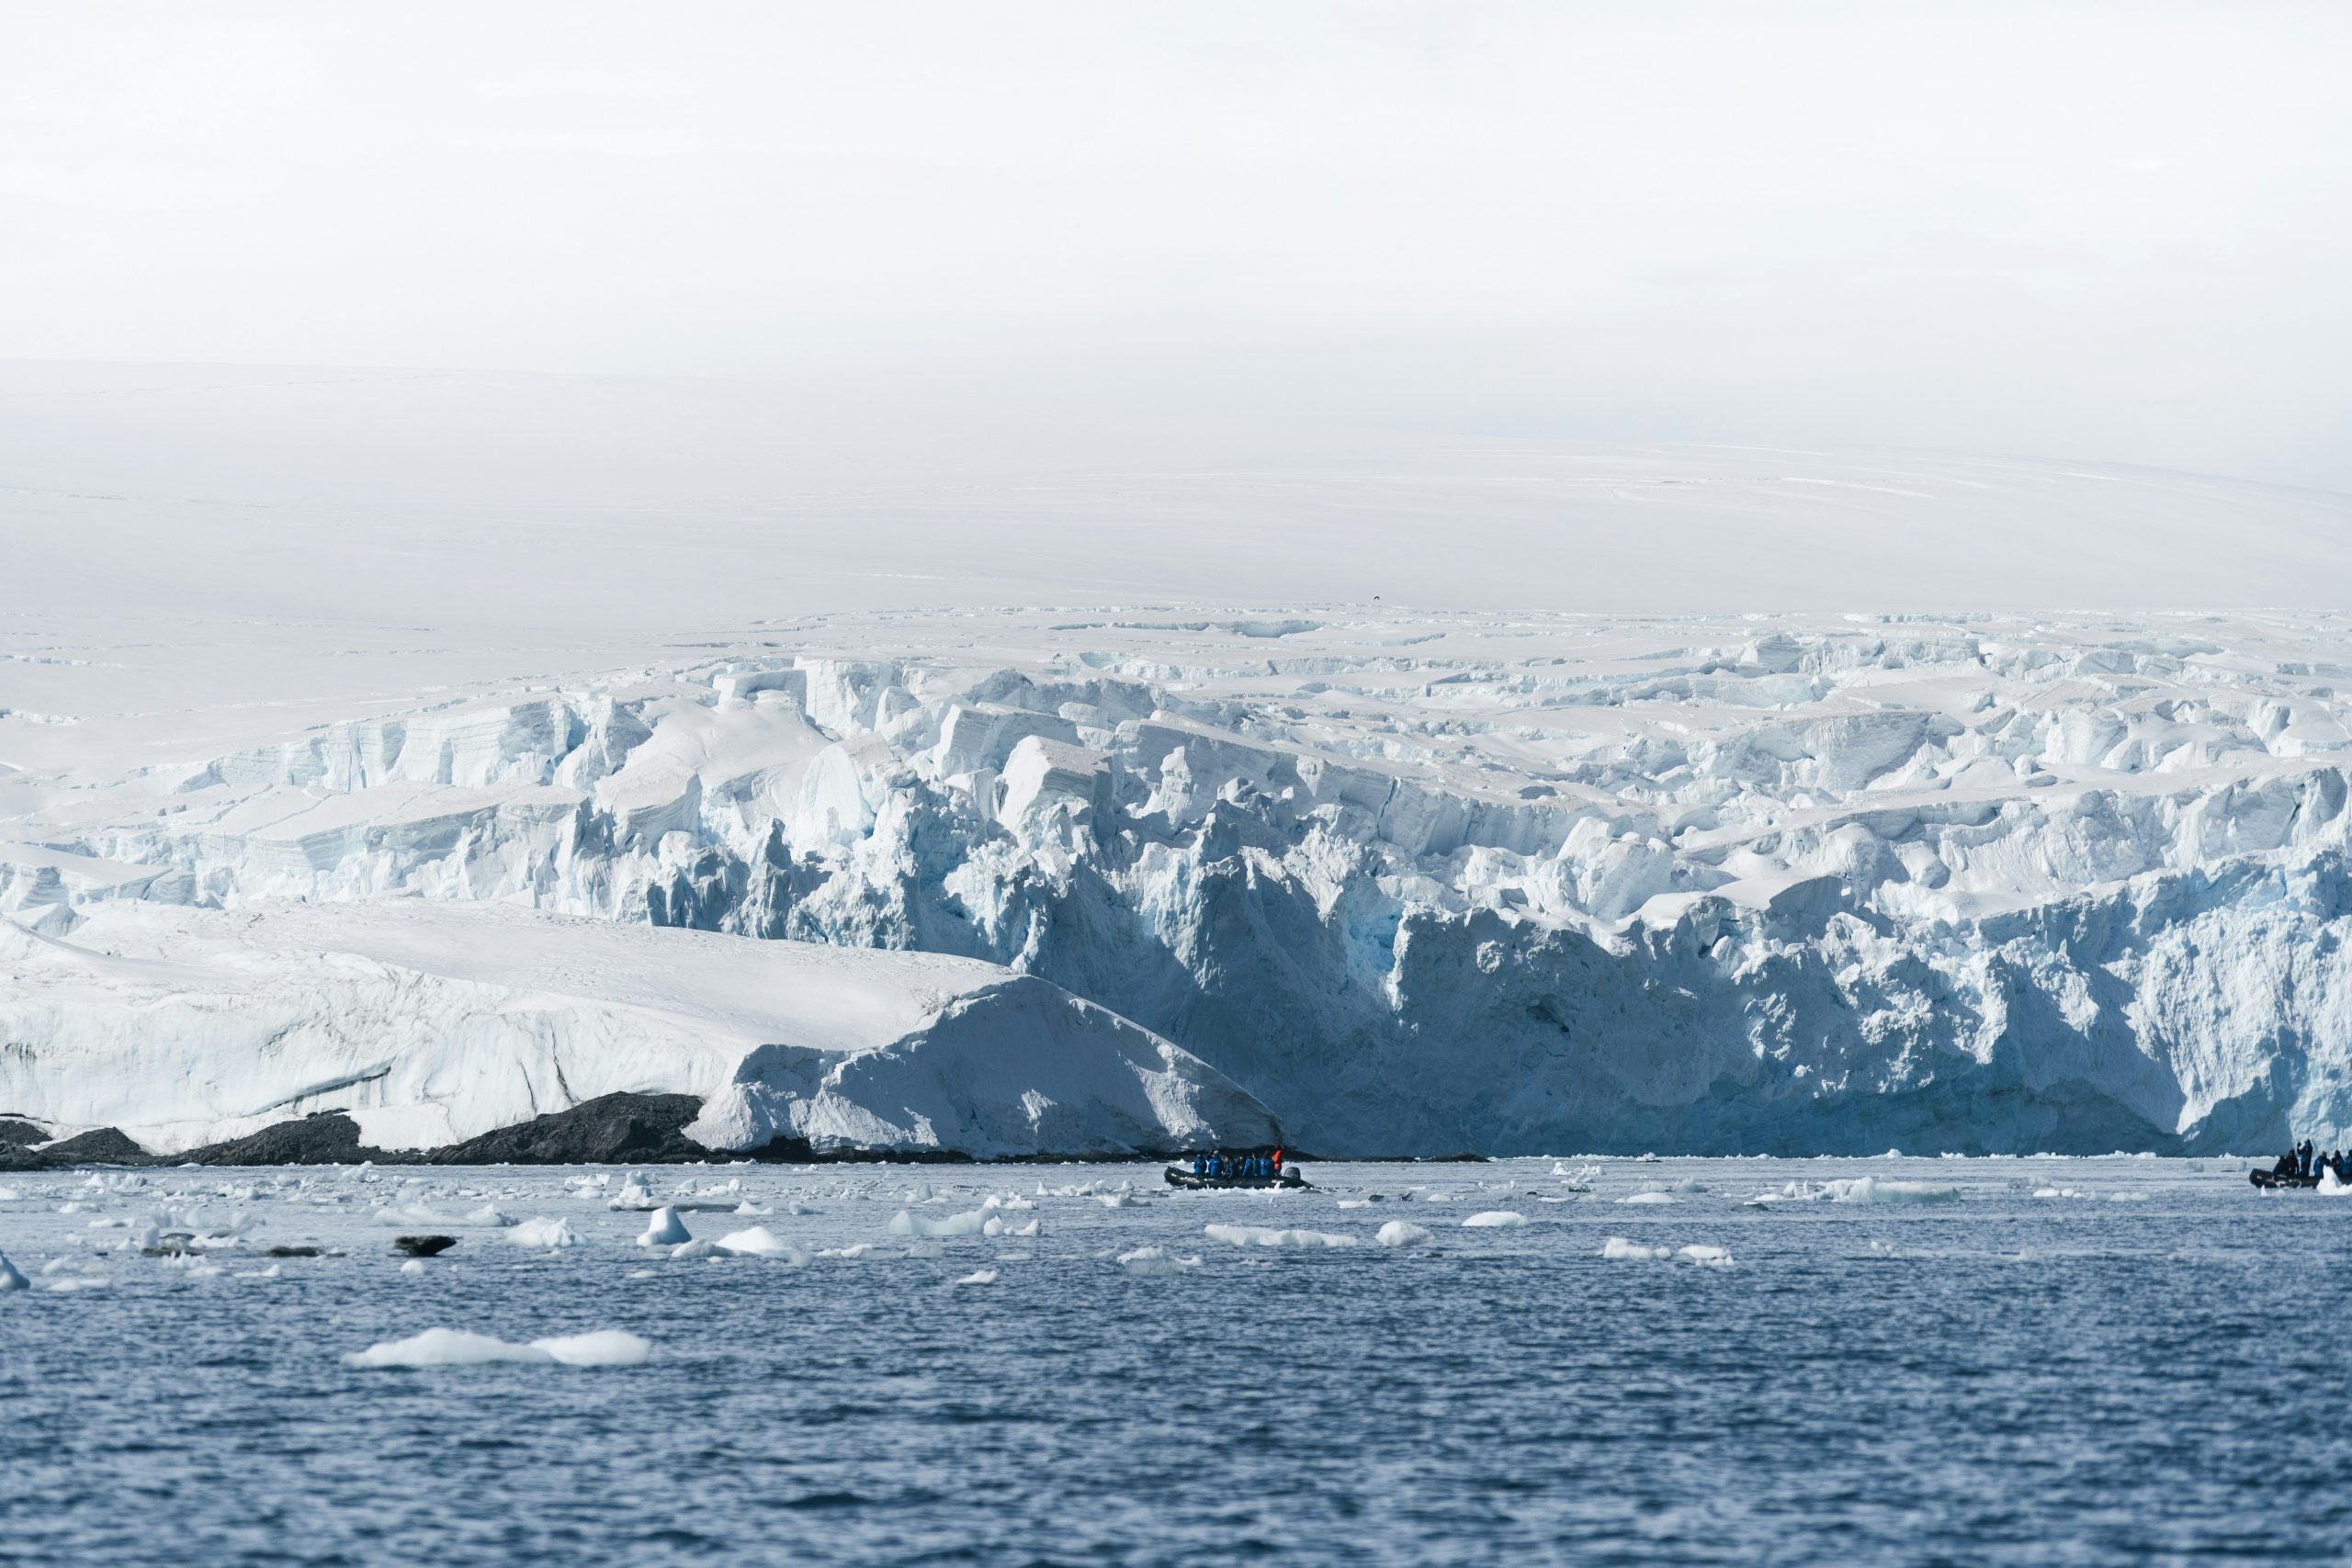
[0,901,1276,1156]
[10,606,2352,1154]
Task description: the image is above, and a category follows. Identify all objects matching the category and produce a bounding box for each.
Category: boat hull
[1164,1167,1308,1191]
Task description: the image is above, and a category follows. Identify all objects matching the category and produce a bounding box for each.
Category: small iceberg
[1600,1237,1671,1261]
[952,1269,999,1285]
[1826,1177,1960,1206]
[1117,1246,1202,1275]
[888,1209,989,1238]
[714,1226,808,1263]
[1375,1221,1434,1248]
[1461,1211,1526,1228]
[1203,1224,1355,1248]
[0,1252,26,1292]
[344,1327,650,1369]
[637,1207,691,1247]
[503,1217,586,1249]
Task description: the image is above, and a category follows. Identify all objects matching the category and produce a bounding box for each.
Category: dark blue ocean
[2,1156,2346,1565]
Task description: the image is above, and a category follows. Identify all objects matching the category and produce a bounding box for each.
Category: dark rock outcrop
[425,1092,711,1165]
[0,1118,49,1148]
[181,1112,409,1167]
[25,1127,153,1167]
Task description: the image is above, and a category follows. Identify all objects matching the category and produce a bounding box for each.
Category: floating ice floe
[343,1327,650,1370]
[713,1226,808,1263]
[1678,1245,1734,1268]
[637,1207,691,1247]
[1203,1224,1355,1248]
[1600,1237,1672,1261]
[1826,1177,1960,1205]
[953,1269,999,1285]
[888,1208,988,1238]
[1617,1192,1678,1206]
[503,1217,586,1249]
[981,1215,1039,1237]
[1116,1246,1201,1275]
[606,1175,656,1211]
[400,1259,427,1275]
[670,1239,722,1260]
[1375,1222,1434,1247]
[1461,1211,1526,1228]
[0,1252,27,1292]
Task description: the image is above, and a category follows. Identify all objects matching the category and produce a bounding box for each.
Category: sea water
[2,1156,2346,1565]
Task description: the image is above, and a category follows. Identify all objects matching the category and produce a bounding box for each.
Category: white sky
[2,2,2348,491]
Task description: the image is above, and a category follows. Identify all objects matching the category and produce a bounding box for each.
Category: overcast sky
[3,2,2347,491]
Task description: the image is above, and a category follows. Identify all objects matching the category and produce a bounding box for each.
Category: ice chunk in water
[0,1252,26,1292]
[637,1207,691,1247]
[1203,1224,1356,1248]
[1826,1177,1960,1205]
[714,1226,808,1263]
[1117,1246,1202,1275]
[889,1209,988,1238]
[1678,1245,1734,1268]
[953,1269,999,1285]
[1375,1222,1435,1247]
[344,1327,650,1369]
[503,1217,586,1249]
[1600,1237,1672,1260]
[1618,1192,1677,1206]
[1462,1211,1526,1228]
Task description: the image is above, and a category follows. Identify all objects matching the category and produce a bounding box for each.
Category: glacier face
[0,901,1276,1157]
[8,604,2352,1155]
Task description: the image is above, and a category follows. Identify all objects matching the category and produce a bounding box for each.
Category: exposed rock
[393,1235,458,1258]
[32,1126,153,1166]
[180,1112,405,1167]
[0,1117,47,1148]
[426,1092,711,1165]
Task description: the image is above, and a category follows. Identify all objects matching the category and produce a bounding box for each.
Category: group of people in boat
[2272,1140,2352,1182]
[1192,1148,1285,1180]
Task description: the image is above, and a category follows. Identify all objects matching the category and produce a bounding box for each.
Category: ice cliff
[9,605,2352,1155]
[0,901,1275,1156]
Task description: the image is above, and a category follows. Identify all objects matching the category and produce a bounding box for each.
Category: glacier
[0,899,1274,1157]
[10,595,2352,1156]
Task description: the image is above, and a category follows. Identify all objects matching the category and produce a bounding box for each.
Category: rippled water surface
[3,1156,2347,1565]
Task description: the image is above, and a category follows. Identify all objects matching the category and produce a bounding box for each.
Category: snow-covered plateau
[12,594,2352,1156]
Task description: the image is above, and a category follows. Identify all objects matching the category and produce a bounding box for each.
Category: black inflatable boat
[1164,1166,1309,1191]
